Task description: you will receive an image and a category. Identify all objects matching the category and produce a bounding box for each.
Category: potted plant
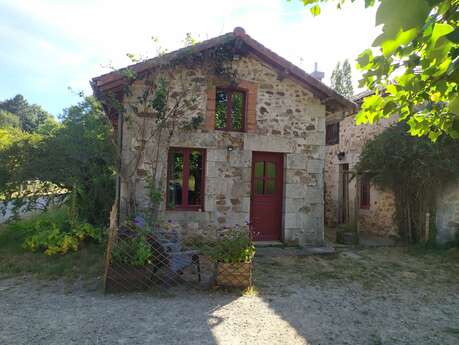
[199,225,256,288]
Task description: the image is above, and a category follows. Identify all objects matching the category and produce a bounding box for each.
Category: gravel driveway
[1,247,458,345]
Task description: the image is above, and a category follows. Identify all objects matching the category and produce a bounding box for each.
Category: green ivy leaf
[431,23,454,45]
[356,49,373,69]
[449,95,459,116]
[381,28,418,56]
[376,0,430,38]
[310,4,321,16]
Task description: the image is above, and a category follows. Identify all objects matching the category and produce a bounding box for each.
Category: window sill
[165,207,204,212]
[215,128,245,133]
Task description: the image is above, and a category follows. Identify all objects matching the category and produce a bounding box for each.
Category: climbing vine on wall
[96,38,246,220]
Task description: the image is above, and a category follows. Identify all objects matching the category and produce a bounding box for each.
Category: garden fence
[103,215,254,293]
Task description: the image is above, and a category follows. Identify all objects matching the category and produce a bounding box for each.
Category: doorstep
[254,241,284,247]
[255,244,336,257]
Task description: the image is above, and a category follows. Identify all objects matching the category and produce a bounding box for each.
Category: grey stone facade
[118,55,337,245]
[436,182,459,244]
[325,110,459,243]
[324,113,398,237]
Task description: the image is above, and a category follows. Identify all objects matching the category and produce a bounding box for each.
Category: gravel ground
[1,247,459,345]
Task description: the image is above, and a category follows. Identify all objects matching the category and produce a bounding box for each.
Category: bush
[110,221,153,267]
[9,207,100,256]
[0,97,115,226]
[198,225,255,263]
[357,122,459,243]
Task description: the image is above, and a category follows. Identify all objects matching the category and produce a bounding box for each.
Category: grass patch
[0,221,104,280]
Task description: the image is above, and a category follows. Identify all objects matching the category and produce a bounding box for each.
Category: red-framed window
[326,122,340,145]
[215,88,246,131]
[360,175,370,209]
[167,148,205,210]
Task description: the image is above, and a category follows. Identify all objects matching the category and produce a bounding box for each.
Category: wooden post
[103,198,118,292]
[425,212,430,242]
[354,175,360,235]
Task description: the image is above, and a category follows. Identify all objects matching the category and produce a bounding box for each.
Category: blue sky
[0,0,380,116]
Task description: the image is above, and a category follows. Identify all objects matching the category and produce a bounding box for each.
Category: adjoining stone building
[324,91,398,237]
[91,28,355,245]
[324,92,459,243]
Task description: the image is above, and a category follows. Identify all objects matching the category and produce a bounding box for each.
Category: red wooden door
[250,152,283,241]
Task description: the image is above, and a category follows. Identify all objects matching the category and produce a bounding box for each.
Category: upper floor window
[215,88,246,131]
[167,148,205,210]
[326,122,340,145]
[360,175,370,209]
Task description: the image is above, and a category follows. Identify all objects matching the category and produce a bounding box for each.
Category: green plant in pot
[199,225,255,288]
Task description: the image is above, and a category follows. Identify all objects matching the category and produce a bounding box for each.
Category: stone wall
[436,182,459,244]
[119,54,329,245]
[324,114,398,237]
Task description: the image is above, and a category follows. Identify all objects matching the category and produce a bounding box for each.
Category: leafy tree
[297,0,459,140]
[0,97,115,225]
[357,122,459,243]
[0,110,20,128]
[331,59,354,98]
[0,94,56,132]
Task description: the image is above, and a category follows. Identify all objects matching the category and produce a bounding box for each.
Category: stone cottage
[91,27,355,245]
[324,91,398,237]
[324,91,459,243]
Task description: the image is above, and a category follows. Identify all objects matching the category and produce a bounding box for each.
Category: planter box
[216,262,252,288]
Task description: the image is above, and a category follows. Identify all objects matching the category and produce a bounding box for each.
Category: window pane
[255,179,264,195]
[265,179,275,194]
[255,161,264,178]
[231,91,244,130]
[326,123,339,145]
[266,162,276,178]
[168,151,183,207]
[188,150,203,205]
[215,90,227,129]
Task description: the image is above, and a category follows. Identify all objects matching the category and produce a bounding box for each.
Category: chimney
[310,62,324,82]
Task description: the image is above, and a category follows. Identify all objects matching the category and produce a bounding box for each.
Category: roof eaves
[91,27,357,112]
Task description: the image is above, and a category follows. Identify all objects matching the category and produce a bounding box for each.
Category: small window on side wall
[360,175,370,209]
[215,88,246,131]
[326,122,340,145]
[167,148,205,210]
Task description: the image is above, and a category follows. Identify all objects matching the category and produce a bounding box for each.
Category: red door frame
[250,151,284,241]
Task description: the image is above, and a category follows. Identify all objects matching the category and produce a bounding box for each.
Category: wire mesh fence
[103,216,255,293]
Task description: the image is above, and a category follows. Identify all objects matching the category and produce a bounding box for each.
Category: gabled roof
[91,27,356,112]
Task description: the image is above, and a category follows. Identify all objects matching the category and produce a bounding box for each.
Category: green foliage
[357,122,459,242]
[198,226,256,263]
[297,0,459,140]
[331,59,354,98]
[111,223,152,267]
[182,32,199,47]
[8,208,100,256]
[0,127,43,151]
[0,96,116,225]
[0,94,56,133]
[0,110,20,128]
[111,237,153,267]
[0,222,104,279]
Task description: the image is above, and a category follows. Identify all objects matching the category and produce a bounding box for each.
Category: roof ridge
[91,27,356,111]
